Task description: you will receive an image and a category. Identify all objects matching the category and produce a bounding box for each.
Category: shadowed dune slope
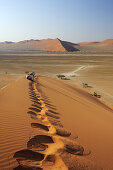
[38,76,113,169]
[59,39,80,52]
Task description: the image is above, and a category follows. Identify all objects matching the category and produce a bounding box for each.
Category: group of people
[26,72,35,81]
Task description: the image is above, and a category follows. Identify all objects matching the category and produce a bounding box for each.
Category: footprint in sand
[66,144,91,156]
[27,111,37,117]
[44,102,56,107]
[28,135,54,144]
[48,109,60,115]
[30,96,40,100]
[13,165,42,170]
[29,107,41,113]
[29,94,37,98]
[42,98,50,103]
[27,142,48,151]
[61,138,91,156]
[46,112,60,119]
[31,121,71,137]
[14,149,45,161]
[29,90,36,94]
[27,135,54,151]
[32,104,42,110]
[27,110,45,120]
[13,149,45,168]
[31,123,49,131]
[45,105,56,110]
[56,128,71,137]
[32,100,42,106]
[65,143,84,155]
[49,119,63,128]
[29,92,37,96]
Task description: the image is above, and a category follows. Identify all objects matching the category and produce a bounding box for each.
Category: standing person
[26,72,35,81]
[26,73,32,81]
[30,72,35,81]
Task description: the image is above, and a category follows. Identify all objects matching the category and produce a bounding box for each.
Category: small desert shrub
[57,74,65,78]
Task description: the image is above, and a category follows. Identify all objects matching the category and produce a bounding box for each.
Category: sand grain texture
[0,77,38,169]
[0,75,113,169]
[37,76,113,169]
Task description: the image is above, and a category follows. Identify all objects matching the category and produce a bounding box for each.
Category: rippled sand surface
[0,60,113,169]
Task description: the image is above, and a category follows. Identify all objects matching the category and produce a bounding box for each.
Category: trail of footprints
[13,76,91,170]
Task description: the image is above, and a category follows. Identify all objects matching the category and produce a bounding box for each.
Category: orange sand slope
[0,77,32,169]
[0,76,95,170]
[78,39,113,45]
[38,76,113,169]
[19,38,67,52]
[0,76,113,169]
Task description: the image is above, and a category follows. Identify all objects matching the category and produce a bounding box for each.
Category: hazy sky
[0,0,113,42]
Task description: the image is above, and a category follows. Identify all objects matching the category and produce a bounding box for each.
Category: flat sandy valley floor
[0,52,113,106]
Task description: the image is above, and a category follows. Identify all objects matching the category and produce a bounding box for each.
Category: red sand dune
[19,38,67,52]
[100,39,113,44]
[79,39,113,45]
[18,38,80,52]
[78,42,99,45]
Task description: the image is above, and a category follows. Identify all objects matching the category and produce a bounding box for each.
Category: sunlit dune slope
[19,38,67,52]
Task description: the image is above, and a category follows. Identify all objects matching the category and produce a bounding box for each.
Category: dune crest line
[14,76,68,169]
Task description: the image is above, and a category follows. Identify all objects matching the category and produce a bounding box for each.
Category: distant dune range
[78,39,113,45]
[0,38,113,52]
